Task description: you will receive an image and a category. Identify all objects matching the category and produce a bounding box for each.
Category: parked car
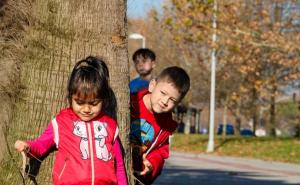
[240,128,253,137]
[255,128,266,137]
[217,123,234,135]
[200,128,208,134]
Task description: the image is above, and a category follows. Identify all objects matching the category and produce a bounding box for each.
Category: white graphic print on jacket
[73,121,89,159]
[73,121,112,161]
[94,121,112,161]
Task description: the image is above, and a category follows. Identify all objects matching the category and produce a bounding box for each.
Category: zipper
[145,129,163,156]
[87,122,95,185]
[58,158,68,179]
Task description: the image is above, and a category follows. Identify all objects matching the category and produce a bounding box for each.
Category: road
[153,152,300,185]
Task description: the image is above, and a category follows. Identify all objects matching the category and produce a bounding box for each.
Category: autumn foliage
[130,0,300,136]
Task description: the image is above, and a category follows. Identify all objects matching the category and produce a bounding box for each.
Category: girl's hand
[14,140,29,153]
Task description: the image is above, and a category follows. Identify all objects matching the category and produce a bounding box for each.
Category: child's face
[134,56,155,76]
[148,79,181,113]
[71,94,102,122]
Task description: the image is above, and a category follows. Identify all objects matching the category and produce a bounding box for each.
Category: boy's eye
[170,98,178,104]
[160,91,166,95]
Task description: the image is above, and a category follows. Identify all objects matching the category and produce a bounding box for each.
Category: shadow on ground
[153,166,299,185]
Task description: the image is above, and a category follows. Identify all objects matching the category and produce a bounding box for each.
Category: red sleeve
[146,139,169,179]
[113,137,128,185]
[26,122,55,158]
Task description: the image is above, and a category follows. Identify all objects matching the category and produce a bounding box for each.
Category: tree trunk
[269,80,277,137]
[296,104,300,138]
[222,96,228,137]
[0,0,28,163]
[231,96,241,136]
[2,0,131,184]
[295,123,300,138]
[235,99,241,136]
[252,87,258,136]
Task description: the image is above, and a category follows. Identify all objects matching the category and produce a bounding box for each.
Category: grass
[170,133,300,164]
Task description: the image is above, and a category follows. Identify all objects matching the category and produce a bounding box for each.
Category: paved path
[153,152,300,185]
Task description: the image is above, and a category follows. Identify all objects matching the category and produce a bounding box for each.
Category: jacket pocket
[58,158,68,179]
[53,157,68,180]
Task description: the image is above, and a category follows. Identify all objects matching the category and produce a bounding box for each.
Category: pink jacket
[27,108,127,185]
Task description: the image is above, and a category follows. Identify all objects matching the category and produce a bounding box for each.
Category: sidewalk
[153,152,300,185]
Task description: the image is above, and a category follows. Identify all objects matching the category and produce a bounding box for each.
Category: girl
[15,56,128,185]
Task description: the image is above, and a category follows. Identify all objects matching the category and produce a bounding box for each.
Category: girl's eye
[89,100,102,106]
[160,91,166,95]
[76,101,84,105]
[91,102,99,106]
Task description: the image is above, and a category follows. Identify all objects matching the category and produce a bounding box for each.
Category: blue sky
[127,0,163,18]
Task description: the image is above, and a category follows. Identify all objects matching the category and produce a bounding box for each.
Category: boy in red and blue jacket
[130,66,190,184]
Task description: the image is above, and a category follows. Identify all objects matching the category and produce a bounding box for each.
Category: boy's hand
[14,140,29,153]
[135,154,153,176]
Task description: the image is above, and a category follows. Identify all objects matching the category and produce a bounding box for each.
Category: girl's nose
[82,105,91,113]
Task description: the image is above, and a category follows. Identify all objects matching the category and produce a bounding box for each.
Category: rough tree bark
[1,0,132,184]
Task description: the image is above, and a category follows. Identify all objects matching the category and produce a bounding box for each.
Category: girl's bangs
[74,81,100,99]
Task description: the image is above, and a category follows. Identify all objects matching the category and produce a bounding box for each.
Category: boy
[130,66,190,184]
[129,48,156,94]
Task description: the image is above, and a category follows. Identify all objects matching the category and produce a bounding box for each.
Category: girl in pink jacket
[15,56,128,185]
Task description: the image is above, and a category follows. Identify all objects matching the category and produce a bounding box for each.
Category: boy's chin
[138,70,151,76]
[153,107,170,114]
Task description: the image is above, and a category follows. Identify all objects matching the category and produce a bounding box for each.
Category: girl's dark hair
[67,56,115,115]
[157,66,190,100]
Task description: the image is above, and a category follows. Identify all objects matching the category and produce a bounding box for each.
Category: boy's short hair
[132,48,156,62]
[157,66,190,100]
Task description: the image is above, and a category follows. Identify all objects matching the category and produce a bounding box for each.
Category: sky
[127,0,163,18]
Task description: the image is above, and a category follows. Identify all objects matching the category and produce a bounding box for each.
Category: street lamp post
[207,0,218,153]
[129,33,146,48]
